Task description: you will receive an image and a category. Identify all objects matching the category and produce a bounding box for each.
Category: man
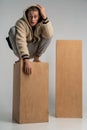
[7,4,54,75]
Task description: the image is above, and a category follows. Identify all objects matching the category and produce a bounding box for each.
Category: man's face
[27,11,40,27]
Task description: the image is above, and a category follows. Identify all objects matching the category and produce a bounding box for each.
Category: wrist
[22,54,30,61]
[23,59,30,63]
[42,16,47,20]
[42,17,49,24]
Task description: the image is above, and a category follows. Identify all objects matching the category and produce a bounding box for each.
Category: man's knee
[9,26,16,36]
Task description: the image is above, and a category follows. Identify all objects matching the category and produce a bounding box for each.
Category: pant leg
[28,38,52,58]
[35,38,52,57]
[27,41,39,59]
[9,26,19,57]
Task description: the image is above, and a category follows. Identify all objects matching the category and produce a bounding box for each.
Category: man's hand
[23,59,32,75]
[36,4,47,19]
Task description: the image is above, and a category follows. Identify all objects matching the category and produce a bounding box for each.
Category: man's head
[26,6,41,27]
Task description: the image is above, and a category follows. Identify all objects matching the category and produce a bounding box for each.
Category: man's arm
[16,20,32,75]
[36,4,54,39]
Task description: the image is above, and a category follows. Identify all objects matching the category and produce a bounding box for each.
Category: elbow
[47,31,54,39]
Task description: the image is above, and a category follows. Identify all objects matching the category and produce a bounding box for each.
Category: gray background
[0,0,87,121]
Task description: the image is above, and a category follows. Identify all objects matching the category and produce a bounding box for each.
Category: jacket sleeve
[15,20,30,60]
[41,18,54,39]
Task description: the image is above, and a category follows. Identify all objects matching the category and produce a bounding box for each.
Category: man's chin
[31,23,36,27]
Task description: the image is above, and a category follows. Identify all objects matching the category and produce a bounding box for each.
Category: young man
[7,4,54,74]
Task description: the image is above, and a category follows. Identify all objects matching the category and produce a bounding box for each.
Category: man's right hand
[23,59,32,75]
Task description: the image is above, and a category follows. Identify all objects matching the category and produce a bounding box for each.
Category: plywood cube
[12,60,49,123]
[55,40,82,118]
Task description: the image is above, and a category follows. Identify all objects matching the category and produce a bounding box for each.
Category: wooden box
[12,60,49,123]
[55,40,82,118]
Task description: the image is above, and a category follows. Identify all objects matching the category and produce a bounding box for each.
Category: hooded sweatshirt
[15,6,54,60]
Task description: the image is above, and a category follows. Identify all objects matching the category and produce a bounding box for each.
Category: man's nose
[31,17,34,21]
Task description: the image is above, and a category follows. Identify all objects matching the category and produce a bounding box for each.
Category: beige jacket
[15,6,54,59]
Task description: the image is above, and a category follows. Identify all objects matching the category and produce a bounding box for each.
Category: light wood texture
[13,60,49,123]
[55,40,82,118]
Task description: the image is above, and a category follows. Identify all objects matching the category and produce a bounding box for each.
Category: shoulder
[16,18,28,29]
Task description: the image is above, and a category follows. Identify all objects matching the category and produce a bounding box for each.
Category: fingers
[36,4,42,8]
[36,4,46,19]
[25,67,32,75]
[36,4,44,9]
[23,62,32,75]
[29,67,32,75]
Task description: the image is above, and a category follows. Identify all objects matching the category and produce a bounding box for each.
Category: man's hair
[26,6,41,19]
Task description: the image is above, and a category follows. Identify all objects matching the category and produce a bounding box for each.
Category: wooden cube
[12,60,49,123]
[55,40,82,118]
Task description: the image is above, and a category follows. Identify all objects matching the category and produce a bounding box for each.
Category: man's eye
[34,16,37,18]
